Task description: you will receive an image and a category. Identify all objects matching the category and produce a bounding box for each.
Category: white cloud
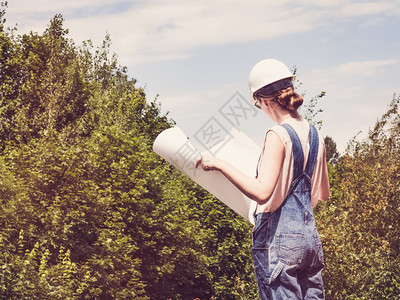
[359,16,386,27]
[63,1,324,66]
[2,1,325,66]
[339,1,399,17]
[298,0,400,15]
[302,59,398,90]
[6,0,124,16]
[335,59,399,77]
[5,0,400,67]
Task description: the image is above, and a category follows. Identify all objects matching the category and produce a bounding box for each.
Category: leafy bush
[0,4,256,299]
[315,95,400,299]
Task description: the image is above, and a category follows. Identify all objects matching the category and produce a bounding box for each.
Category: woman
[196,59,330,299]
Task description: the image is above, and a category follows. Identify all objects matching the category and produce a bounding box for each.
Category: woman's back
[256,117,329,214]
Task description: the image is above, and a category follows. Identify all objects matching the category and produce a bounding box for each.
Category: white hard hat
[248,59,294,106]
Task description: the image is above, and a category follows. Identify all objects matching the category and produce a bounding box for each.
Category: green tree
[324,136,339,164]
[315,94,400,299]
[1,7,255,299]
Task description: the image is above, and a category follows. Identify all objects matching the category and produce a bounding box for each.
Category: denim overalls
[252,124,325,299]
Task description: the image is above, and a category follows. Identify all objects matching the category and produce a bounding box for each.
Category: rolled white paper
[153,126,260,224]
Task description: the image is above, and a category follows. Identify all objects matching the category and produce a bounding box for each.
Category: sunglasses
[253,94,275,109]
[254,97,262,109]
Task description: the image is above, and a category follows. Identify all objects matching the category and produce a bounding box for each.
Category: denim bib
[252,124,325,299]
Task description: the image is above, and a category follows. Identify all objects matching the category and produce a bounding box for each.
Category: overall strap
[280,123,319,180]
[304,125,319,178]
[280,123,304,180]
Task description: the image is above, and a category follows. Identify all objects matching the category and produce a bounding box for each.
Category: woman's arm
[196,130,285,205]
[311,139,331,207]
[318,145,330,201]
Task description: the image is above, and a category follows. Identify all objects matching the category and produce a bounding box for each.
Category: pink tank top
[256,118,329,214]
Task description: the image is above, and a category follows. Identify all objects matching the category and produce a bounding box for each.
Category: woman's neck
[276,110,302,125]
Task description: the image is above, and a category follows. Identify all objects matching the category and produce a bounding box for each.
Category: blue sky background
[4,0,400,152]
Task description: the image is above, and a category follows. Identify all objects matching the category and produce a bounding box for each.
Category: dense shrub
[315,95,400,299]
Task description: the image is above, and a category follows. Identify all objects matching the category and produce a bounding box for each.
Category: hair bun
[288,93,303,111]
[276,87,303,111]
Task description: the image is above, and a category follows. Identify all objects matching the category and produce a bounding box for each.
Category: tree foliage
[324,136,339,165]
[315,94,400,299]
[0,5,256,299]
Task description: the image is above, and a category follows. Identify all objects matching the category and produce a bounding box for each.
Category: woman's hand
[195,154,221,171]
[194,130,285,205]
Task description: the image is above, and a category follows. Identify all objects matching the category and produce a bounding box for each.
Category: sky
[3,0,400,153]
